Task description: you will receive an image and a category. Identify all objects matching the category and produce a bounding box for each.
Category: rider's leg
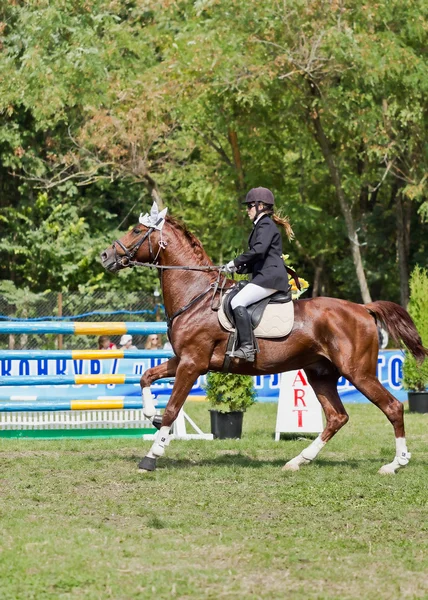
[230,284,277,361]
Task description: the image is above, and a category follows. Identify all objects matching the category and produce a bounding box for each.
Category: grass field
[0,402,427,600]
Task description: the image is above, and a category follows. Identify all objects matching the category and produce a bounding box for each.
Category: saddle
[218,281,294,339]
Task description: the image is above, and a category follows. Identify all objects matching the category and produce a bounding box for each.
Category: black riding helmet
[242,187,275,206]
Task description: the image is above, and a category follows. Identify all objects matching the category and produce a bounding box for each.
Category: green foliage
[205,371,256,413]
[0,280,45,318]
[402,266,428,391]
[0,0,427,302]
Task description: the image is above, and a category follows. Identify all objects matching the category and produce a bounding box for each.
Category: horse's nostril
[101,252,107,261]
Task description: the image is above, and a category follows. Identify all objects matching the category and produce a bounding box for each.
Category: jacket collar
[252,213,270,227]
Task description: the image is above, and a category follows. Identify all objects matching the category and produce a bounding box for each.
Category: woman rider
[224,187,294,362]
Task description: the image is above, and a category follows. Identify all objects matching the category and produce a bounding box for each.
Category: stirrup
[233,347,256,362]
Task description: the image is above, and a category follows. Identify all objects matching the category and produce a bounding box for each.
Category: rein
[166,269,228,328]
[126,260,222,272]
[166,285,215,328]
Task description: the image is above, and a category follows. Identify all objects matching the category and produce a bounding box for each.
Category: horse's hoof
[282,461,300,472]
[378,464,396,475]
[152,415,163,430]
[138,456,157,471]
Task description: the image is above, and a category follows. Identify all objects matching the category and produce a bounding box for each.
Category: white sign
[275,370,324,440]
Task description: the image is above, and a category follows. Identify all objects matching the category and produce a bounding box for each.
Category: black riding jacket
[233,214,290,292]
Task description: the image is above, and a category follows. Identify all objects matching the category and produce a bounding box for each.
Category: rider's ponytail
[272,213,294,241]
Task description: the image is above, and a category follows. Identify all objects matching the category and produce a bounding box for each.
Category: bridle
[112,223,160,268]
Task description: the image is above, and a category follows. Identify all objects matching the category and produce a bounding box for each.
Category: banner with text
[0,350,407,406]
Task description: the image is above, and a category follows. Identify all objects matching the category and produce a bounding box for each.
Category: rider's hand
[223,260,237,274]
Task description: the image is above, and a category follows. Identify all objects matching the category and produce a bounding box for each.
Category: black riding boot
[232,306,255,362]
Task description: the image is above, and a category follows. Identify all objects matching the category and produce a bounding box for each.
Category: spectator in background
[119,334,138,351]
[98,335,117,350]
[144,334,163,350]
[163,337,173,351]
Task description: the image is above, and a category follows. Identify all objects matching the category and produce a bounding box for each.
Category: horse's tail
[364,300,428,364]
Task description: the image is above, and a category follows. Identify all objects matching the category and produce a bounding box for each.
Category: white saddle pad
[218,296,294,339]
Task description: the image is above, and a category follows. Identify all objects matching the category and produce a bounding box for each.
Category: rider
[224,187,294,362]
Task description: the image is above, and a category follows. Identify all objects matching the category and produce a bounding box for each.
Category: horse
[100,211,427,475]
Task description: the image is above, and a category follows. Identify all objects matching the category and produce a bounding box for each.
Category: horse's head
[100,203,167,273]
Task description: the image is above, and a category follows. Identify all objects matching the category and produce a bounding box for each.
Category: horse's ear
[150,201,159,222]
[158,206,168,223]
[139,203,168,229]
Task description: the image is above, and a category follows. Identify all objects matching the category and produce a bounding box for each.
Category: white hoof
[282,455,310,471]
[378,462,397,475]
[378,453,410,475]
[282,461,300,472]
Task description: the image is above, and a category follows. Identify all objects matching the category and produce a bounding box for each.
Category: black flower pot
[209,410,244,439]
[408,391,428,413]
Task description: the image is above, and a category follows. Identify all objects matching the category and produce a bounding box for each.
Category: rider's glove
[223,260,237,274]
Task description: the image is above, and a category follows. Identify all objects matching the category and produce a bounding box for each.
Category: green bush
[402,266,428,392]
[205,372,256,413]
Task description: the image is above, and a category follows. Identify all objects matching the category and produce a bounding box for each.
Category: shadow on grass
[273,433,319,441]
[124,453,386,470]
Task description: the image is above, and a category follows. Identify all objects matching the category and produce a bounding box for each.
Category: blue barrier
[0,321,173,437]
[0,321,167,335]
[0,350,174,360]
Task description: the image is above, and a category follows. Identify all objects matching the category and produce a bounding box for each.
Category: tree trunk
[228,128,245,231]
[294,238,324,298]
[395,189,410,308]
[310,101,372,303]
[144,173,164,209]
[312,261,324,297]
[228,129,245,194]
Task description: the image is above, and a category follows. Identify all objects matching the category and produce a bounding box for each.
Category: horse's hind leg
[345,373,410,475]
[283,364,349,471]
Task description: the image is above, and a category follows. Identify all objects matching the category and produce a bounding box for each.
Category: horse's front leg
[140,356,179,418]
[139,358,202,473]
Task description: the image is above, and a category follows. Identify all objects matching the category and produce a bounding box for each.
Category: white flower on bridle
[139,202,168,230]
[138,202,168,260]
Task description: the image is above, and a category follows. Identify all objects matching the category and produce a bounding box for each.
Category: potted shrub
[402,266,428,413]
[205,372,256,439]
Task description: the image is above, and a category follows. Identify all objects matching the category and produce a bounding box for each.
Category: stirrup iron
[233,347,255,362]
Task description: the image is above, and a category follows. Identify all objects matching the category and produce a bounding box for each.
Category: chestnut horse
[101,214,427,475]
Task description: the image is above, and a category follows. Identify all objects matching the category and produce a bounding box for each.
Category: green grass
[0,403,427,600]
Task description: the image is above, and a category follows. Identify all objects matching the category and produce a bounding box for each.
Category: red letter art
[294,388,307,407]
[292,370,307,386]
[293,409,308,428]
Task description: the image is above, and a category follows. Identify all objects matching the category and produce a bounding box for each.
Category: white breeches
[230,283,277,310]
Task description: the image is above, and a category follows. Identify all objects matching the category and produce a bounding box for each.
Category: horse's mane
[165,215,210,264]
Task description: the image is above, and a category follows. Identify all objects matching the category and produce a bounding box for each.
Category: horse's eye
[133,228,140,234]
